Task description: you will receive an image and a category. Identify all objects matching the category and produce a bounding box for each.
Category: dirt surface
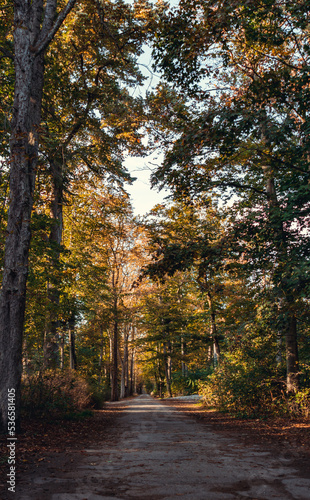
[1,395,310,499]
[160,399,310,460]
[0,404,125,500]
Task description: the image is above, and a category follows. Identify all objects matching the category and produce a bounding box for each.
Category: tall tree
[0,0,158,430]
[143,201,227,365]
[151,0,310,393]
[62,177,145,400]
[139,270,208,396]
[39,0,150,367]
[0,0,78,432]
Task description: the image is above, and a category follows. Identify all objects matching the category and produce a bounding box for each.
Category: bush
[198,350,286,418]
[88,382,110,409]
[288,389,310,418]
[171,369,211,396]
[145,379,154,394]
[22,370,91,419]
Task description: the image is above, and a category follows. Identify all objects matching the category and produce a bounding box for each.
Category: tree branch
[0,46,13,60]
[33,0,78,55]
[217,181,266,196]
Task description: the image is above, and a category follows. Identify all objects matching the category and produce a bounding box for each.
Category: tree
[0,0,159,430]
[151,0,310,393]
[139,269,210,397]
[60,177,146,401]
[38,0,151,367]
[0,0,79,433]
[143,201,228,366]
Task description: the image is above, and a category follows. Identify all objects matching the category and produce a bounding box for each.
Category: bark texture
[43,159,64,368]
[206,292,220,367]
[0,0,77,433]
[263,162,299,393]
[110,316,119,401]
[285,314,299,393]
[163,342,172,398]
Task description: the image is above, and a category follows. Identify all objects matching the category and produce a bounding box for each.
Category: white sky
[124,52,168,216]
[125,153,171,217]
[124,0,178,216]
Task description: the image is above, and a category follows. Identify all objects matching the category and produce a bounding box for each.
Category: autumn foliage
[0,0,309,431]
[21,370,91,419]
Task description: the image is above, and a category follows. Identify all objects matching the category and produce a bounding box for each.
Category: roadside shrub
[288,389,310,418]
[198,349,286,418]
[88,381,110,409]
[22,370,91,418]
[300,363,310,388]
[171,369,211,396]
[145,379,154,394]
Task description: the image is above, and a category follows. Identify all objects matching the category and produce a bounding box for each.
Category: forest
[0,0,310,435]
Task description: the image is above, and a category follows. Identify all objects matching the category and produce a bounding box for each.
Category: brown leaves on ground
[160,399,310,460]
[0,403,126,494]
[1,397,309,496]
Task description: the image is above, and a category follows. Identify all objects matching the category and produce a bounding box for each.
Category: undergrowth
[21,370,91,419]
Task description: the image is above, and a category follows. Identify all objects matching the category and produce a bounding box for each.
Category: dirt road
[16,395,310,499]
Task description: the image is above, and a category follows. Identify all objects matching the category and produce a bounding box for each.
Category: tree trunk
[168,341,172,381]
[22,338,30,375]
[206,292,220,366]
[0,0,77,433]
[60,331,65,370]
[181,338,188,377]
[263,161,299,393]
[43,159,64,368]
[120,367,125,399]
[213,336,220,368]
[119,329,128,400]
[129,347,135,396]
[111,301,119,401]
[109,334,113,386]
[0,7,44,434]
[276,333,283,365]
[163,343,172,397]
[99,325,104,384]
[69,315,77,370]
[285,313,299,393]
[129,326,136,396]
[124,329,129,398]
[207,344,212,366]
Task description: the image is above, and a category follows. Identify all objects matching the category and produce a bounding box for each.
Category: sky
[123,51,168,217]
[125,152,170,217]
[124,0,179,216]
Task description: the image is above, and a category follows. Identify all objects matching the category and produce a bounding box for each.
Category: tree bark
[110,299,119,401]
[129,345,135,396]
[213,336,220,368]
[60,331,65,369]
[206,292,220,366]
[263,160,299,392]
[181,337,188,377]
[163,342,172,397]
[285,314,299,393]
[0,0,77,433]
[99,325,104,384]
[43,159,64,368]
[120,327,129,398]
[69,315,77,370]
[0,3,44,433]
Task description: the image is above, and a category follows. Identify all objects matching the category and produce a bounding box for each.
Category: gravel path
[15,395,310,499]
